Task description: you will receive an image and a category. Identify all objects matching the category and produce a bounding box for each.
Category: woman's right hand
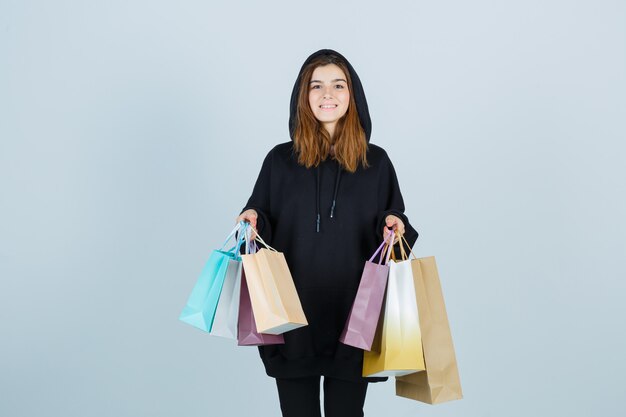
[236,209,258,240]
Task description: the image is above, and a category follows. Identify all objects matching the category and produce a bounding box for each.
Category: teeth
[321,105,337,108]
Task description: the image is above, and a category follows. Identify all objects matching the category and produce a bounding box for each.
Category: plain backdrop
[1,1,625,416]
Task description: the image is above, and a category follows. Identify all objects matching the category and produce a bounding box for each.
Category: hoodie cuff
[377,209,408,234]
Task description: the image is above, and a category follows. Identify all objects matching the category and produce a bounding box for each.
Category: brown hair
[292,54,370,173]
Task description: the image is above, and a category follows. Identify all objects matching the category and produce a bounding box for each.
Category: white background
[1,1,625,416]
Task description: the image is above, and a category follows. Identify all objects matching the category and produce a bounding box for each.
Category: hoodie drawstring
[316,166,321,232]
[315,162,342,233]
[330,168,341,218]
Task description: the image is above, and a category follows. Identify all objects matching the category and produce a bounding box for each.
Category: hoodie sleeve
[376,150,419,260]
[238,148,274,245]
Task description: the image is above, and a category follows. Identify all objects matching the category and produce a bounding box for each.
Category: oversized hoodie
[239,49,419,383]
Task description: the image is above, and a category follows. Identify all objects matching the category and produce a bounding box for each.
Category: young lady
[235,49,419,417]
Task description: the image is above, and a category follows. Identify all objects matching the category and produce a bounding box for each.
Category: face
[308,64,350,136]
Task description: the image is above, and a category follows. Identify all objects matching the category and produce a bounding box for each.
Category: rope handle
[243,225,259,254]
[380,229,396,265]
[244,222,278,252]
[369,228,394,264]
[388,229,418,262]
[220,221,249,251]
[223,221,251,255]
[397,231,418,260]
[402,233,418,260]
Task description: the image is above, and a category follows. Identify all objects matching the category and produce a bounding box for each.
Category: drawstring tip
[330,200,336,218]
[316,214,320,232]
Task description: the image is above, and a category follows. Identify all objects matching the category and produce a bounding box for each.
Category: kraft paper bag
[240,226,308,335]
[238,238,285,346]
[363,230,426,377]
[339,228,394,350]
[179,221,248,332]
[238,265,286,346]
[395,235,463,404]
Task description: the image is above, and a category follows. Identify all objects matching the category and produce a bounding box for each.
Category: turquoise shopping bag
[179,221,249,332]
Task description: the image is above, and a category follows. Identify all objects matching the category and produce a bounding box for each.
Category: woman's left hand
[382,214,405,244]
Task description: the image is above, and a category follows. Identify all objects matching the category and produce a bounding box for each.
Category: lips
[320,104,338,110]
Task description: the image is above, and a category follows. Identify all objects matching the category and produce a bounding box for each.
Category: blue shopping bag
[179,221,249,332]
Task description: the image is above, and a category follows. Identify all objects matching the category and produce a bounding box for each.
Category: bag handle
[220,221,248,251]
[370,228,394,265]
[395,232,418,261]
[387,229,418,262]
[243,225,258,255]
[397,229,408,260]
[244,223,278,252]
[382,230,397,263]
[382,229,395,265]
[224,221,251,256]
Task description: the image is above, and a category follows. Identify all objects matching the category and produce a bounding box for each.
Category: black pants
[275,375,368,417]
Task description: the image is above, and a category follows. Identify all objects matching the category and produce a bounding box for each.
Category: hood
[288,49,371,232]
[288,49,372,143]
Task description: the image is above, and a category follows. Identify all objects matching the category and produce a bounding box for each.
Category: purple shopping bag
[339,229,394,350]
[237,239,285,346]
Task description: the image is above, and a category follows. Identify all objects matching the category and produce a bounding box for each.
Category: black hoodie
[239,49,419,383]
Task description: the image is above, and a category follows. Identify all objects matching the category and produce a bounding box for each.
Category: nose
[322,85,333,99]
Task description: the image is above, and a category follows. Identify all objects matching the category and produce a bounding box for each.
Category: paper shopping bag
[241,227,308,335]
[395,236,463,404]
[238,263,286,345]
[363,230,426,377]
[237,236,285,345]
[208,258,242,338]
[179,221,248,332]
[210,225,256,339]
[339,229,394,350]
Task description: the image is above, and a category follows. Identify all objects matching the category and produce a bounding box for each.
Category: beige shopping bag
[395,235,463,404]
[240,227,308,335]
[362,231,426,377]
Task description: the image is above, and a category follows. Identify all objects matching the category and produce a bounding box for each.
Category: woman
[235,49,419,417]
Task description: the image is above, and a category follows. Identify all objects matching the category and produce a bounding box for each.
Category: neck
[322,121,337,140]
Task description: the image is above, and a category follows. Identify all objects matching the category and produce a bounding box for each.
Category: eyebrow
[309,79,347,84]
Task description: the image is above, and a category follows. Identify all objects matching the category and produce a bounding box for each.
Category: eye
[335,84,345,89]
[310,85,320,89]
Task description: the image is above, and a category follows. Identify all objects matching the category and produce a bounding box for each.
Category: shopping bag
[363,230,426,377]
[395,235,463,404]
[241,225,308,335]
[339,228,394,350]
[238,238,285,346]
[179,221,249,332]
[210,225,253,339]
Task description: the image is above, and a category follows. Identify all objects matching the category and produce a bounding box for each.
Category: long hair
[292,54,370,173]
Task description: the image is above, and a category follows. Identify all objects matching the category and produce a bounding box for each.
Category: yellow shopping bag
[363,230,426,377]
